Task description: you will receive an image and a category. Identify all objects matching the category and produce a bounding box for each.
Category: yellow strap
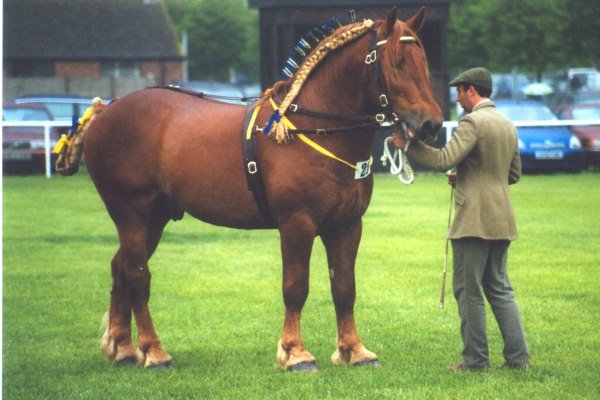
[246,103,262,140]
[296,134,358,170]
[268,98,358,171]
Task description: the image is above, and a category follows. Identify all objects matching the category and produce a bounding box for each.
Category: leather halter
[365,29,418,129]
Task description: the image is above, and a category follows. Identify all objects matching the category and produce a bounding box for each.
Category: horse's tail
[53,97,107,176]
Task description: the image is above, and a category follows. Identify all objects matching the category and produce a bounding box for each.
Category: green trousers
[451,237,530,369]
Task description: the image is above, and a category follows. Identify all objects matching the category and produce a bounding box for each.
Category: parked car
[12,95,94,122]
[494,99,583,173]
[548,91,600,116]
[3,102,58,173]
[556,103,600,168]
[492,73,531,99]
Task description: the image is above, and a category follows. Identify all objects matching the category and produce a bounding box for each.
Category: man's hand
[390,133,408,150]
[447,171,456,187]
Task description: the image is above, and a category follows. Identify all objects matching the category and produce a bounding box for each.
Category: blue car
[494,99,583,172]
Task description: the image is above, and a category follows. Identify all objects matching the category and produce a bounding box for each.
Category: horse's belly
[160,124,267,229]
[171,174,264,228]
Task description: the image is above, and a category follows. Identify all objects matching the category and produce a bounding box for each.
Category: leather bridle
[264,28,419,139]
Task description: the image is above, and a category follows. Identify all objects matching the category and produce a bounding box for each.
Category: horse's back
[85,88,263,227]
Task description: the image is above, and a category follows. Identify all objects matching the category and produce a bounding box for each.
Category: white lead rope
[380,136,414,184]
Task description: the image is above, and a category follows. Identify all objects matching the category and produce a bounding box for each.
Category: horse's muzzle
[420,118,442,139]
[397,117,442,143]
[418,118,443,144]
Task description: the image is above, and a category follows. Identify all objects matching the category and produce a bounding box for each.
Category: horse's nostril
[420,120,442,138]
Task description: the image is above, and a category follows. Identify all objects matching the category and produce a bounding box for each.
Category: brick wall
[4,77,158,100]
[54,61,101,78]
[140,61,184,85]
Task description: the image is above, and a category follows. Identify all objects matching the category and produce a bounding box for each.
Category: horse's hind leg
[321,220,380,367]
[102,247,137,365]
[103,194,173,368]
[136,195,175,367]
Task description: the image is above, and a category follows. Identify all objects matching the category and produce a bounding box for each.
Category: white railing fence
[3,119,600,179]
[3,121,71,178]
[443,119,600,142]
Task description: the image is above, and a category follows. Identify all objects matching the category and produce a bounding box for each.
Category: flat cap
[449,67,492,90]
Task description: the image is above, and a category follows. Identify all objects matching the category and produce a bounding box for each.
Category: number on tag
[355,159,371,180]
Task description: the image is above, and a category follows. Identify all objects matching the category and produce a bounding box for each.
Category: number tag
[355,159,372,180]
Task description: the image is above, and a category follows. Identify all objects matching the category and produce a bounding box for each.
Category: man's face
[455,84,473,113]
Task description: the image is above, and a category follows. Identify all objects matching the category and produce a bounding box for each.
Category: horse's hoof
[286,361,319,373]
[147,360,174,369]
[114,356,138,366]
[353,359,382,368]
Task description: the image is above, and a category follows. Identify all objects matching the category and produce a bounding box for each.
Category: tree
[564,0,600,68]
[487,0,568,81]
[449,0,597,81]
[448,0,492,73]
[164,0,259,82]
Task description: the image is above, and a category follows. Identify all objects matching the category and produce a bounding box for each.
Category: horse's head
[263,8,443,144]
[374,7,443,142]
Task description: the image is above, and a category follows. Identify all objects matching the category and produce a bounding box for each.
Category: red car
[2,102,58,173]
[557,103,600,168]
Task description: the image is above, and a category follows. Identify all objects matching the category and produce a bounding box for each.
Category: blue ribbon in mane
[280,16,344,79]
[263,110,281,136]
[70,114,80,132]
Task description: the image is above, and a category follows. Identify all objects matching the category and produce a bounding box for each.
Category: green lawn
[3,170,600,399]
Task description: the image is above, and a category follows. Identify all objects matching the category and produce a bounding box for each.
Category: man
[392,67,530,371]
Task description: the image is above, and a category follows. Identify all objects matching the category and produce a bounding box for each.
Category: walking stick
[439,186,454,309]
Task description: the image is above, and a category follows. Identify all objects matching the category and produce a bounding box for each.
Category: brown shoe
[499,361,531,370]
[446,363,488,372]
[446,363,467,372]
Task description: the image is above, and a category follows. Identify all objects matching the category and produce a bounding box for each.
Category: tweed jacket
[408,100,521,240]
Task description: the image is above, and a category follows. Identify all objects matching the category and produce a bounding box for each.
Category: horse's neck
[298,37,372,117]
[271,33,378,158]
[283,39,375,159]
[293,61,376,161]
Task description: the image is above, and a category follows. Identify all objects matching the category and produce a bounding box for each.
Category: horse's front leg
[321,219,380,367]
[277,217,318,372]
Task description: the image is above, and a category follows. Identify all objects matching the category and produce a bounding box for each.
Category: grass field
[3,169,600,399]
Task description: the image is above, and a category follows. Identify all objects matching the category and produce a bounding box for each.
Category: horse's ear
[406,6,426,33]
[382,6,398,38]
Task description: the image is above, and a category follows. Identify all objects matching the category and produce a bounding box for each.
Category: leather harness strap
[242,103,275,226]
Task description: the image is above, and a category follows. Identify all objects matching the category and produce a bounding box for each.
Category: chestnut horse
[82,7,442,371]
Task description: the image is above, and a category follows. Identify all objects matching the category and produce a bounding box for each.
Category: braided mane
[261,20,375,143]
